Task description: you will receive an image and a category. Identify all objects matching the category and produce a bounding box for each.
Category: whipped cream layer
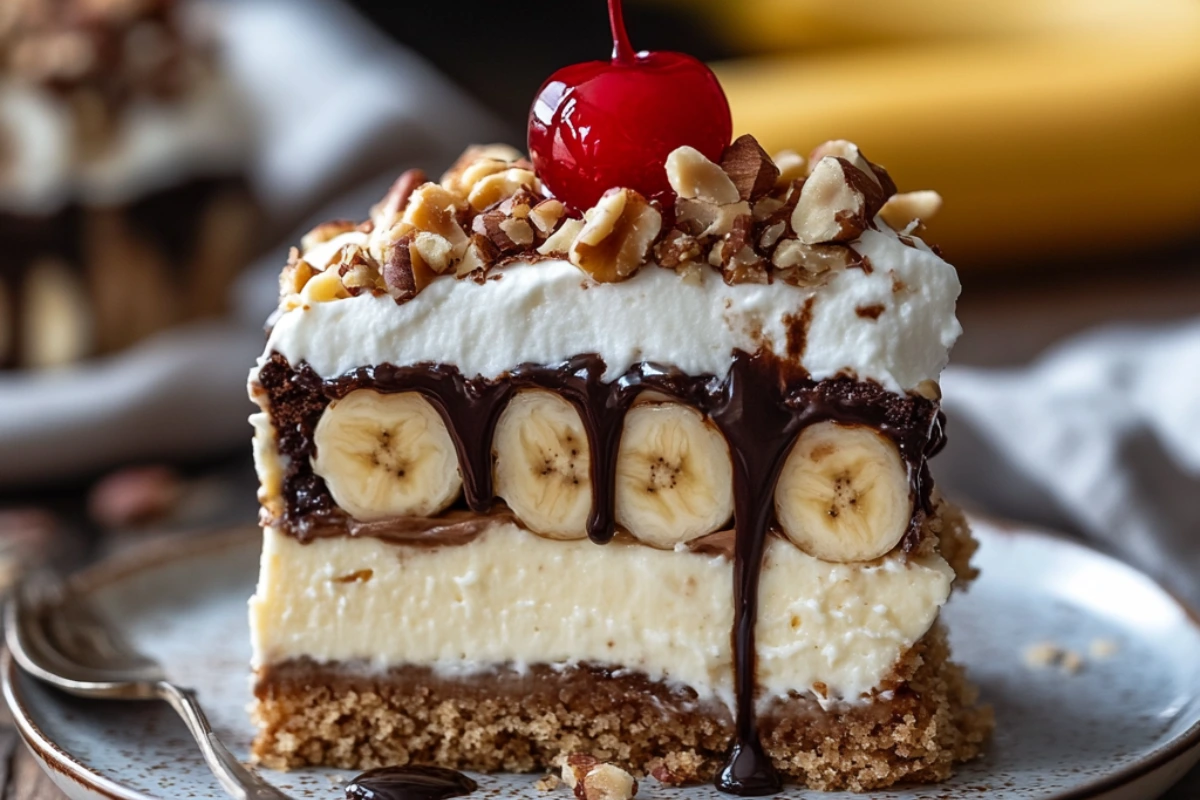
[250,524,954,710]
[0,73,253,214]
[261,225,961,393]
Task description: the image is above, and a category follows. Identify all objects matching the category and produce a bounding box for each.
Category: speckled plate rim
[4,522,1200,800]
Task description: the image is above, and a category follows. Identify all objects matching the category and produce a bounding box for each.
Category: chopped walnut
[561,756,637,800]
[718,215,769,285]
[720,134,780,201]
[675,198,750,239]
[456,234,500,277]
[538,218,584,257]
[791,157,885,244]
[279,250,315,297]
[880,190,943,232]
[773,149,807,187]
[529,199,566,236]
[654,229,702,270]
[370,169,427,232]
[300,219,356,252]
[467,168,541,212]
[808,140,896,196]
[569,189,662,282]
[299,267,350,303]
[773,240,861,286]
[665,146,740,204]
[380,234,436,302]
[440,143,526,192]
[335,244,384,295]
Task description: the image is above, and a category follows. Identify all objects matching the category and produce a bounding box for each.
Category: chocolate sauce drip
[258,351,942,792]
[345,766,477,800]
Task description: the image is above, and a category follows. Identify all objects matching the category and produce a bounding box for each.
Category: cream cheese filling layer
[250,524,954,711]
[260,226,962,394]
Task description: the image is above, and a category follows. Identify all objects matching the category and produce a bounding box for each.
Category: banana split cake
[0,0,257,369]
[247,135,991,792]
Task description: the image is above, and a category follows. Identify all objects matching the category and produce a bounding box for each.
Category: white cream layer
[250,524,954,710]
[260,225,961,393]
[0,72,253,214]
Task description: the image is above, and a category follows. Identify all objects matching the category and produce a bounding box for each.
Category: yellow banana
[644,0,1200,52]
[715,32,1200,267]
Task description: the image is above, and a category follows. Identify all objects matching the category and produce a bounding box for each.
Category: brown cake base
[252,621,991,792]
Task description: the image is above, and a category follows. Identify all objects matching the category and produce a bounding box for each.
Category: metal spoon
[5,571,292,800]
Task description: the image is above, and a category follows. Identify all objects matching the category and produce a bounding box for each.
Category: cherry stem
[608,0,636,64]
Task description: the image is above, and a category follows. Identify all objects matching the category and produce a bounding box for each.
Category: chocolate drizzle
[257,350,943,794]
[345,765,477,800]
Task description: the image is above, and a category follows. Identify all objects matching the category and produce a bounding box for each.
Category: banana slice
[615,401,734,548]
[493,390,591,539]
[312,390,462,521]
[774,421,911,562]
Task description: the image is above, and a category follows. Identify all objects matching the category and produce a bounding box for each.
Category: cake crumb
[1089,638,1119,660]
[1023,642,1061,668]
[1023,641,1085,673]
[534,774,561,793]
[1060,650,1084,674]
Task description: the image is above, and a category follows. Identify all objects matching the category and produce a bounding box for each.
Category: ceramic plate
[5,519,1200,800]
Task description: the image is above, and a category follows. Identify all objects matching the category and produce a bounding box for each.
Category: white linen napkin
[938,320,1200,606]
[0,0,505,485]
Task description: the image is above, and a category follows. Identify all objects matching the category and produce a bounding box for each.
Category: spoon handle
[157,681,292,800]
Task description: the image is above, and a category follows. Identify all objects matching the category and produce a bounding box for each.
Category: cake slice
[0,0,257,369]
[247,137,991,792]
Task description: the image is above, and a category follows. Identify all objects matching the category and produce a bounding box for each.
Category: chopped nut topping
[440,143,525,192]
[529,199,566,236]
[456,233,500,277]
[569,189,662,282]
[808,140,896,196]
[654,229,702,270]
[467,168,540,212]
[791,157,886,244]
[299,267,350,303]
[335,244,384,295]
[676,198,751,239]
[300,219,356,252]
[774,149,807,187]
[279,250,316,297]
[381,235,436,302]
[880,190,944,232]
[274,137,941,307]
[665,146,740,205]
[773,240,862,286]
[538,218,585,257]
[720,134,780,201]
[371,169,427,232]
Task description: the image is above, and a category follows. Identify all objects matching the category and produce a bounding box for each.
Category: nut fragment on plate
[791,156,886,244]
[561,755,638,800]
[569,189,662,282]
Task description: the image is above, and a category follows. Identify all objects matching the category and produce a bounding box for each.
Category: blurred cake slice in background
[0,0,258,370]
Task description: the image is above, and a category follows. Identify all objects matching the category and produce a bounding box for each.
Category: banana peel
[715,32,1200,267]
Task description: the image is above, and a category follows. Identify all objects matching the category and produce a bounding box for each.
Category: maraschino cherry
[528,0,733,211]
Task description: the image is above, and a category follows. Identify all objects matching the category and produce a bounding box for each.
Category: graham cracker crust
[251,620,991,792]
